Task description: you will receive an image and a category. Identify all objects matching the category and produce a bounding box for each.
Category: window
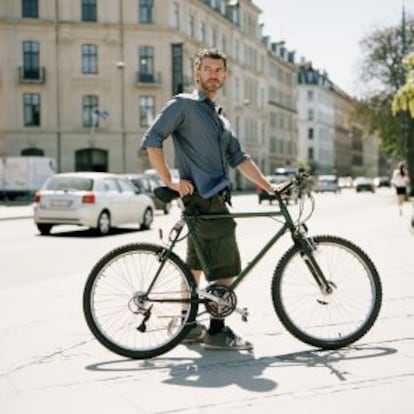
[82,95,98,127]
[82,0,97,22]
[76,148,108,171]
[308,147,314,160]
[22,0,38,18]
[24,93,41,126]
[171,2,179,28]
[308,109,314,121]
[21,147,44,156]
[104,179,120,192]
[308,128,314,139]
[211,28,217,47]
[188,15,195,38]
[82,44,98,74]
[221,34,227,53]
[138,46,154,82]
[23,41,40,79]
[171,43,183,95]
[139,0,153,24]
[118,179,136,194]
[139,96,155,127]
[201,22,207,44]
[307,89,314,101]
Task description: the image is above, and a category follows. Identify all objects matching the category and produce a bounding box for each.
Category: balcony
[19,66,46,84]
[135,71,161,86]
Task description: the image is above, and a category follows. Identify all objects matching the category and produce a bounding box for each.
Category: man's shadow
[86,344,396,393]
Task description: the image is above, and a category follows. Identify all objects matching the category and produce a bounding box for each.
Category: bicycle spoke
[272,236,381,349]
[84,244,198,359]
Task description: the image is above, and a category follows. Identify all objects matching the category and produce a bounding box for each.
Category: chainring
[204,284,237,318]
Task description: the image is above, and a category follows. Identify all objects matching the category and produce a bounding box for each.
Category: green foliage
[355,94,401,157]
[356,14,414,158]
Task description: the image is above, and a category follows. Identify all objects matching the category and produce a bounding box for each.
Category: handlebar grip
[154,186,180,203]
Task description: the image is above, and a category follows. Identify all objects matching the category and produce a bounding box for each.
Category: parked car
[125,173,172,214]
[144,168,180,182]
[373,176,391,188]
[354,177,375,193]
[33,172,155,235]
[313,175,339,193]
[338,176,353,189]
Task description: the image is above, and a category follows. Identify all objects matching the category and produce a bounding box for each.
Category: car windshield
[46,176,93,191]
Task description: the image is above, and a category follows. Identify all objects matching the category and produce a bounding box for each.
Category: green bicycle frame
[182,192,298,290]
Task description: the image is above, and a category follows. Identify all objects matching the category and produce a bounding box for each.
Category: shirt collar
[191,89,209,102]
[192,89,222,114]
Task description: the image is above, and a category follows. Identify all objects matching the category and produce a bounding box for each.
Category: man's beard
[199,78,223,93]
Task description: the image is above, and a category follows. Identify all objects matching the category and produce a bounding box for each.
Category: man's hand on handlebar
[168,179,194,197]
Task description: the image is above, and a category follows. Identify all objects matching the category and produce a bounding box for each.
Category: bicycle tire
[271,235,382,350]
[83,243,198,359]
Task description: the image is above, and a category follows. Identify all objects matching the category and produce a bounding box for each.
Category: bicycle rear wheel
[271,235,382,349]
[83,243,198,359]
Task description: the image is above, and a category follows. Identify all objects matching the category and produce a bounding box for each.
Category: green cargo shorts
[184,192,241,281]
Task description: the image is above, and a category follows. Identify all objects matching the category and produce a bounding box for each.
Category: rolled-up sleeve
[225,132,251,168]
[140,98,184,149]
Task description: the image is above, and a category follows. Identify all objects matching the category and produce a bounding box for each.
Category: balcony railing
[19,66,46,84]
[135,71,161,86]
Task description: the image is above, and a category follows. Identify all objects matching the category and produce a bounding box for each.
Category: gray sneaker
[203,327,253,351]
[182,323,206,344]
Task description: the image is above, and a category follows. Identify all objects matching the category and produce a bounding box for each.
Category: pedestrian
[141,47,275,351]
[391,161,409,215]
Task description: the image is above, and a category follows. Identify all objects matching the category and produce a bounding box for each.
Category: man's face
[195,57,227,94]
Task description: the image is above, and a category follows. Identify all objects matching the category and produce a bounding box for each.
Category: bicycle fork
[297,235,334,296]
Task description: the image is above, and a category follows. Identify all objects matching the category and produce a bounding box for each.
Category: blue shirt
[141,90,250,198]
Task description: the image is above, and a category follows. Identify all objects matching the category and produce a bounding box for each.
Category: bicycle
[83,173,382,359]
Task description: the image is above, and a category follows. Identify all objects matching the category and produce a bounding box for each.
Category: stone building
[0,0,298,189]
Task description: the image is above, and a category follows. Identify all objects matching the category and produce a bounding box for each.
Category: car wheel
[96,211,111,236]
[163,202,171,215]
[37,223,53,235]
[140,207,154,230]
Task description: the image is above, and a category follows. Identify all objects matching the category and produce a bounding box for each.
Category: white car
[313,175,339,193]
[33,172,155,235]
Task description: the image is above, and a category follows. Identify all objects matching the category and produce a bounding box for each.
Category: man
[141,48,275,351]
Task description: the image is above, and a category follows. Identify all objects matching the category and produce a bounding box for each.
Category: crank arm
[196,288,228,306]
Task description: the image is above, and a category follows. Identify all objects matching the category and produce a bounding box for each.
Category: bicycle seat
[154,186,180,203]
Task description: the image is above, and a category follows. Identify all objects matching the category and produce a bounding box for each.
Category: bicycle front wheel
[83,243,198,359]
[271,235,382,349]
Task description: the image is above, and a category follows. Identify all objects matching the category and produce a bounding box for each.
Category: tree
[356,13,414,191]
[357,16,413,147]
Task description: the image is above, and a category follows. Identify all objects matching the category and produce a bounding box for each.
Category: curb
[0,215,33,221]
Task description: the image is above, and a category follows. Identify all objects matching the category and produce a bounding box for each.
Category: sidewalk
[0,203,33,220]
[1,191,414,413]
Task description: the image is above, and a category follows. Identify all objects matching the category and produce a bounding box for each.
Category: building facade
[297,63,335,174]
[0,0,379,186]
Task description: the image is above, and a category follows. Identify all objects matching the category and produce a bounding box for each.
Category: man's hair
[194,48,227,70]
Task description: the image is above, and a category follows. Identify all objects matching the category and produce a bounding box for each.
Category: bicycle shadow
[85,344,397,392]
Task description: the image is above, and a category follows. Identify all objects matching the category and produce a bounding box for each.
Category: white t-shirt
[392,170,407,187]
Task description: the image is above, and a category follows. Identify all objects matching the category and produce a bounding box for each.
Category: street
[0,188,413,413]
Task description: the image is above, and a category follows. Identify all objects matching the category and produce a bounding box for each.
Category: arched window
[75,148,108,172]
[21,147,44,156]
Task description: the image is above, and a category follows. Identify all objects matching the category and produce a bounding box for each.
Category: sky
[254,0,409,96]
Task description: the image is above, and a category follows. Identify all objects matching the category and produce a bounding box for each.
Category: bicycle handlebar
[153,172,310,204]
